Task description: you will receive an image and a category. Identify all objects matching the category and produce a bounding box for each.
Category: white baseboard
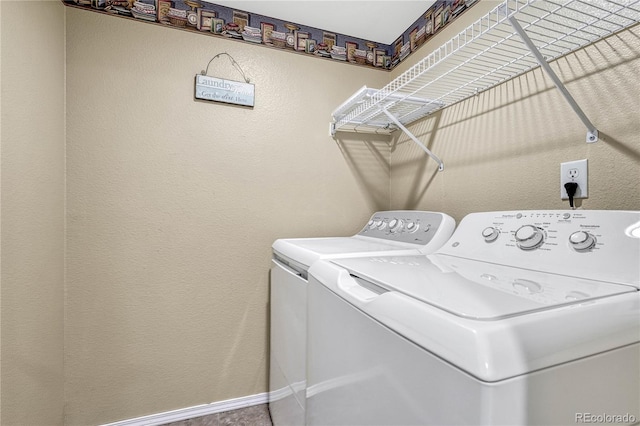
[102,392,269,426]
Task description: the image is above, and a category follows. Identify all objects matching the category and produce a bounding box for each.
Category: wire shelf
[331,86,444,134]
[331,0,640,135]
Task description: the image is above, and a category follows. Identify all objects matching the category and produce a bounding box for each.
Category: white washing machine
[269,211,455,426]
[307,210,640,426]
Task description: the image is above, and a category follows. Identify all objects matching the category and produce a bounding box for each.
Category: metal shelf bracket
[380,108,444,172]
[508,16,599,143]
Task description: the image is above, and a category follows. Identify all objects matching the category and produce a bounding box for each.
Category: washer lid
[331,254,636,320]
[273,236,419,268]
[312,258,639,382]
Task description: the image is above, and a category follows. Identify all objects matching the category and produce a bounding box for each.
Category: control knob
[482,226,500,243]
[569,231,596,252]
[367,220,376,229]
[514,225,545,250]
[376,220,387,230]
[389,219,404,233]
[371,220,384,230]
[406,222,419,233]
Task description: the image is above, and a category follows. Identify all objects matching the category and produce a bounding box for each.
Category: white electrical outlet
[561,159,588,200]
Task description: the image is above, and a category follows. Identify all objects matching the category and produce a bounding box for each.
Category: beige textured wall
[0,1,66,425]
[64,8,389,425]
[389,3,640,221]
[2,2,637,424]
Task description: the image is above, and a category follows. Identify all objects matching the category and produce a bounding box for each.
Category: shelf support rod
[508,16,598,143]
[380,108,444,172]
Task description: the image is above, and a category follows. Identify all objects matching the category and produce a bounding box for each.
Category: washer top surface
[331,210,640,319]
[331,253,635,320]
[273,211,455,268]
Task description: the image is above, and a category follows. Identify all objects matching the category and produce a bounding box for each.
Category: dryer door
[269,258,307,426]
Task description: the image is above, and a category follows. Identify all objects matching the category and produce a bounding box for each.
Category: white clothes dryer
[307,210,640,426]
[269,211,455,426]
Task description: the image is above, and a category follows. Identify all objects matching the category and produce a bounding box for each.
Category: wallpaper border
[62,0,479,71]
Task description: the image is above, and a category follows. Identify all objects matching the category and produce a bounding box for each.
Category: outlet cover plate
[561,159,588,200]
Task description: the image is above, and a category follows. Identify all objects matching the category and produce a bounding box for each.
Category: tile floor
[163,404,273,426]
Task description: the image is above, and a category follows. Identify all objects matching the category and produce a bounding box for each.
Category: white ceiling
[210,1,436,44]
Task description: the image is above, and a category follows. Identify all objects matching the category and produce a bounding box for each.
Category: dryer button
[389,219,404,233]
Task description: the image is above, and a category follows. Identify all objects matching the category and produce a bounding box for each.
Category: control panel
[438,210,640,287]
[358,211,455,247]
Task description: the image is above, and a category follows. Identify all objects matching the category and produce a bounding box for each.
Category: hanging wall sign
[194,74,255,107]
